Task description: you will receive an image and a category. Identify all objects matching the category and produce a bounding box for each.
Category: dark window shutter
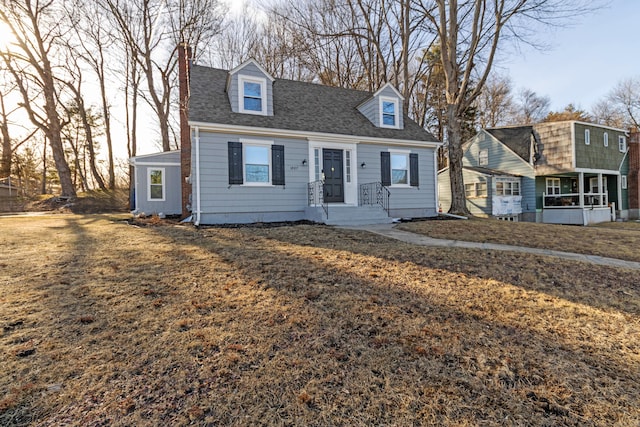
[228,141,243,185]
[272,144,285,185]
[410,153,419,187]
[381,152,391,186]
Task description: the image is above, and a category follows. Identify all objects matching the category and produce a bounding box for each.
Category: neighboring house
[438,121,630,225]
[130,49,442,225]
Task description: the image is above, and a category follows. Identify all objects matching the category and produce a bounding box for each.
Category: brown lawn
[398,218,640,263]
[1,215,639,426]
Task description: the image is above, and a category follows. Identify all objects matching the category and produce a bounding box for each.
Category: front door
[323,149,344,203]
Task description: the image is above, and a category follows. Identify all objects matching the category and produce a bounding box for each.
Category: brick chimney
[629,132,640,217]
[178,43,192,219]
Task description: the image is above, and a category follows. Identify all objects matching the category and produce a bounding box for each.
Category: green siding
[620,154,629,210]
[574,123,627,171]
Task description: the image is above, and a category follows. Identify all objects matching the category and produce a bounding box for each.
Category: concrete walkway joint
[344,223,640,270]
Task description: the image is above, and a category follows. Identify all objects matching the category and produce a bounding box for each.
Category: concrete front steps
[305,204,393,226]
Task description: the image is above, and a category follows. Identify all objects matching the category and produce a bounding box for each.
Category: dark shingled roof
[485,126,533,161]
[188,65,439,143]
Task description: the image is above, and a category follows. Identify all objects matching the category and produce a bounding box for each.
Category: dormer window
[380,97,399,129]
[239,76,267,115]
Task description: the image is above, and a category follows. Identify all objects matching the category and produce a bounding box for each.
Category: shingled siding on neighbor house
[227,62,274,116]
[534,122,574,175]
[463,130,536,215]
[574,123,627,171]
[357,143,437,217]
[195,131,309,224]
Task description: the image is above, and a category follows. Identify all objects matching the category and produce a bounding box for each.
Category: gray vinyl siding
[357,143,437,217]
[357,98,378,127]
[437,168,491,216]
[464,131,536,213]
[195,131,307,223]
[357,86,404,129]
[227,62,274,116]
[133,151,181,215]
[437,170,451,212]
[192,132,438,223]
[464,170,491,217]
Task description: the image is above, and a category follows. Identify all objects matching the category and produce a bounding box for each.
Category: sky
[502,0,640,112]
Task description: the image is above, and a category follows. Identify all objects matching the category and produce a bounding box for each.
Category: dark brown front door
[323,149,344,203]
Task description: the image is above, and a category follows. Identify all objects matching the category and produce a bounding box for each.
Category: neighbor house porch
[540,171,621,225]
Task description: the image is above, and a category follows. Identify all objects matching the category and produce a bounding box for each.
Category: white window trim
[603,132,609,147]
[241,139,274,186]
[495,178,520,196]
[622,175,628,190]
[379,96,400,129]
[585,129,590,145]
[465,181,487,198]
[479,148,489,166]
[238,75,268,116]
[619,135,627,152]
[546,177,561,195]
[147,167,165,202]
[388,149,411,187]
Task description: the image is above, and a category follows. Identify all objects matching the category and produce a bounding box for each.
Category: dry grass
[398,218,640,262]
[1,215,639,426]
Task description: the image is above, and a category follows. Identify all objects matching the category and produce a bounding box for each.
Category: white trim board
[189,121,442,149]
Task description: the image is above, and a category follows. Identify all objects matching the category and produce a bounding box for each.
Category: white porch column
[598,173,603,206]
[578,172,584,208]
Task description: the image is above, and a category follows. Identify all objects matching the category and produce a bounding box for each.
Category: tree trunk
[446,103,468,215]
[99,71,116,189]
[0,92,12,178]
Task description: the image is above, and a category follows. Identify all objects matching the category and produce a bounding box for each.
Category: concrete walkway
[344,223,640,270]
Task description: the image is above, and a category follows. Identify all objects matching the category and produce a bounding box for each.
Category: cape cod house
[438,121,630,225]
[130,46,442,225]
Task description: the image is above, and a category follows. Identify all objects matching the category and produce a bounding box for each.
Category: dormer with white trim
[357,82,404,129]
[226,59,275,116]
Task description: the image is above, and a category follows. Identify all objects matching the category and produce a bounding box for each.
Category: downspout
[195,126,201,226]
[433,149,439,213]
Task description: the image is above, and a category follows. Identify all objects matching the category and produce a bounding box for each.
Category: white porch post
[578,172,584,208]
[598,173,603,206]
[617,174,623,214]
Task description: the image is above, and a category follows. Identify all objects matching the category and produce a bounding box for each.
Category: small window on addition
[479,149,488,166]
[148,168,164,201]
[585,129,590,145]
[604,132,609,147]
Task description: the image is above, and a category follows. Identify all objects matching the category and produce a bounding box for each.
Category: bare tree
[606,77,640,131]
[417,0,595,215]
[68,0,117,188]
[0,0,76,197]
[104,0,225,152]
[591,98,626,129]
[513,88,550,124]
[475,73,514,128]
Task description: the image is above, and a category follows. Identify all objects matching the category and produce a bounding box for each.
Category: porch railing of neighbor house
[308,180,328,218]
[359,182,390,214]
[543,192,608,208]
